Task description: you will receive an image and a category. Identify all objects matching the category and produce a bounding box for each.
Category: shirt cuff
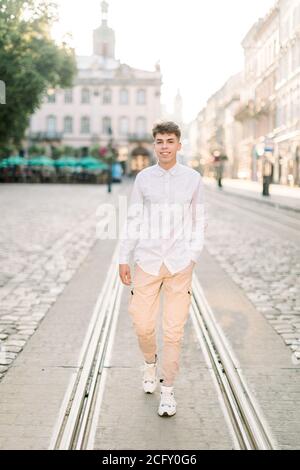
[190,249,203,264]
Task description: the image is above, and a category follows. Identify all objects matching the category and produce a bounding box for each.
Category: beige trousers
[128,261,194,386]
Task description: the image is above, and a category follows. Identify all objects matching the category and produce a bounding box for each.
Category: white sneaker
[158,384,177,417]
[142,355,158,394]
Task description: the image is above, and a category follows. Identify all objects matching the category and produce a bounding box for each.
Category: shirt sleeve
[118,174,144,264]
[189,174,206,264]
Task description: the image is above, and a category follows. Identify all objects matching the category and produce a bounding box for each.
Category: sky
[51,0,276,123]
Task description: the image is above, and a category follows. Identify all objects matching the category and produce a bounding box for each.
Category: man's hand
[119,264,131,286]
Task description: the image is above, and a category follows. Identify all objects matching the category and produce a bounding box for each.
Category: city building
[28,1,162,175]
[273,0,300,185]
[190,73,243,178]
[191,0,300,186]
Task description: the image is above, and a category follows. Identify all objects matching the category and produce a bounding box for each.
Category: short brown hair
[152,121,181,141]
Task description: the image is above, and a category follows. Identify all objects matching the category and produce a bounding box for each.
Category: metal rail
[49,246,276,450]
[49,248,123,450]
[190,274,276,450]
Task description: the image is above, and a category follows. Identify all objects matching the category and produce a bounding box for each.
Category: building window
[46,115,57,133]
[64,89,73,104]
[103,88,112,104]
[103,116,112,135]
[64,116,73,134]
[47,92,56,103]
[81,116,90,134]
[136,117,146,136]
[137,89,146,105]
[81,88,90,104]
[120,88,129,105]
[119,116,129,136]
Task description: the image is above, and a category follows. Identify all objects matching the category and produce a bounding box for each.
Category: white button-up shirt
[118,161,205,275]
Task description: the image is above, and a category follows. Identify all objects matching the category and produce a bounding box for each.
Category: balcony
[28,131,63,142]
[128,133,153,143]
[253,98,271,117]
[235,100,256,121]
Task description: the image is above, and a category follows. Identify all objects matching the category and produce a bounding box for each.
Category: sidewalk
[1,241,299,449]
[0,178,299,449]
[203,177,300,213]
[93,258,234,450]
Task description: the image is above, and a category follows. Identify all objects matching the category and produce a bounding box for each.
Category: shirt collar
[154,161,180,176]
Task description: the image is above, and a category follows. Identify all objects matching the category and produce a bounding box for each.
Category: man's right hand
[119,264,131,286]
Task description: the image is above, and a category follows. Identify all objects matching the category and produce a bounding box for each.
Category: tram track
[49,242,277,450]
[49,248,123,450]
[190,274,276,450]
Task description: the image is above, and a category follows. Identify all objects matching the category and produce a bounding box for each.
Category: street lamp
[103,125,117,193]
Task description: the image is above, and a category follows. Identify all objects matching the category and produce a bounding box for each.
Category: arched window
[136,117,146,136]
[103,116,112,135]
[81,116,90,134]
[47,92,56,103]
[120,88,129,105]
[64,89,73,103]
[103,88,112,104]
[46,115,56,133]
[119,116,129,136]
[136,89,146,105]
[64,116,73,134]
[81,88,90,104]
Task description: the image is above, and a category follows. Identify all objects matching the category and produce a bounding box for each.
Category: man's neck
[158,160,177,171]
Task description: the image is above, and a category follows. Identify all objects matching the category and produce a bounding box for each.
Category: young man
[119,121,205,417]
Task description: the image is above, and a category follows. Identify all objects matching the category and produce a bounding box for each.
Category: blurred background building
[188,0,300,186]
[28,1,162,175]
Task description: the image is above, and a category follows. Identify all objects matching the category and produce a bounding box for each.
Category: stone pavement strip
[204,177,300,213]
[197,250,300,450]
[0,234,117,450]
[0,179,299,450]
[93,277,234,451]
[0,181,133,381]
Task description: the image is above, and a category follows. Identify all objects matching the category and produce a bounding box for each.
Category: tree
[0,0,76,154]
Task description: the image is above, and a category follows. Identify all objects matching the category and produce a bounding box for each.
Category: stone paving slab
[204,191,300,365]
[203,177,300,213]
[93,281,235,450]
[197,250,300,450]
[0,235,117,450]
[0,181,132,381]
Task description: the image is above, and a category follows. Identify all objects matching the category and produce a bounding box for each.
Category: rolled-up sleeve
[118,174,144,264]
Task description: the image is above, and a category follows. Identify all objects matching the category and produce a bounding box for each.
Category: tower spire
[93,1,115,58]
[101,0,108,23]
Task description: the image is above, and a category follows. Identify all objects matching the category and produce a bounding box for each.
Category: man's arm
[118,173,144,266]
[189,174,206,264]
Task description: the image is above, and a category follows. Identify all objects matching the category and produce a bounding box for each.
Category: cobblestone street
[0,183,125,380]
[1,182,299,378]
[0,180,300,450]
[204,186,300,366]
[1,0,300,453]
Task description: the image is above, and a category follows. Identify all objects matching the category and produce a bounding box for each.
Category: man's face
[154,133,182,164]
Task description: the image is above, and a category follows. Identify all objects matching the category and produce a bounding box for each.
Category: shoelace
[160,391,176,408]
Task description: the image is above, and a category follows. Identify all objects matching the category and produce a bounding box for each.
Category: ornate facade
[28,1,162,175]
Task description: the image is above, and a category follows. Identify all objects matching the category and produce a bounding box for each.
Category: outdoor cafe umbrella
[76,156,109,171]
[1,156,27,166]
[27,156,55,167]
[0,159,8,168]
[54,156,78,168]
[76,156,100,167]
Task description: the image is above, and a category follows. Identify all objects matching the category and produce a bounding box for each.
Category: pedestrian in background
[262,154,273,196]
